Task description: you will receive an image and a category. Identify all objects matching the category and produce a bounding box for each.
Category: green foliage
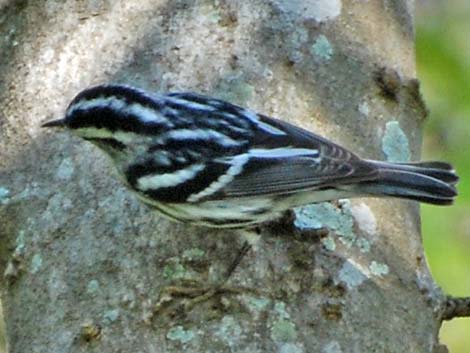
[417,3,470,352]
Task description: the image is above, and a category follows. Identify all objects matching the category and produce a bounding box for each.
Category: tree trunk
[0,1,449,352]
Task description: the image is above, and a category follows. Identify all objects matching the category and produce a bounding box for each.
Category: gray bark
[0,0,449,352]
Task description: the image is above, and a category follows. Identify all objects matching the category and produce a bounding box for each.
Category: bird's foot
[151,242,255,319]
[154,282,251,314]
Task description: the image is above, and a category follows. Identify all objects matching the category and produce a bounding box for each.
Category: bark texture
[0,1,448,352]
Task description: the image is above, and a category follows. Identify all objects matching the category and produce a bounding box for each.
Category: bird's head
[41,85,168,158]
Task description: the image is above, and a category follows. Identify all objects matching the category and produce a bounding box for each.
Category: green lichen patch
[182,248,205,261]
[15,230,26,253]
[321,235,337,251]
[274,301,291,320]
[382,121,410,162]
[311,35,334,61]
[271,319,298,342]
[215,316,242,348]
[271,320,297,342]
[270,301,298,343]
[30,254,43,274]
[55,158,75,181]
[0,187,10,205]
[279,342,305,353]
[167,325,195,344]
[163,259,189,280]
[86,279,100,294]
[103,309,119,324]
[355,237,371,253]
[369,261,389,277]
[323,340,343,353]
[294,201,356,247]
[247,296,271,312]
[273,0,341,22]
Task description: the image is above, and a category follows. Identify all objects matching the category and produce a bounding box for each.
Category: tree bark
[0,0,449,352]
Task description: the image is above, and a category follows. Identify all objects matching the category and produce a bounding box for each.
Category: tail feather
[360,160,458,205]
[368,160,459,185]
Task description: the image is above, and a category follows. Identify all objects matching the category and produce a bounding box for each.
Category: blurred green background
[417,1,470,352]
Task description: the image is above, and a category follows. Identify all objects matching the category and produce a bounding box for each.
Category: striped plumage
[42,84,458,228]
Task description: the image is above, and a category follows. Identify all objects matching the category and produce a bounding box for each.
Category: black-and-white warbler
[42,84,458,228]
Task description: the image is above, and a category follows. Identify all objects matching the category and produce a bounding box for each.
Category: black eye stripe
[67,107,166,135]
[86,138,126,150]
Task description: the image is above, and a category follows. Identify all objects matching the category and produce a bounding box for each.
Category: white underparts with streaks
[140,196,276,227]
[133,186,360,228]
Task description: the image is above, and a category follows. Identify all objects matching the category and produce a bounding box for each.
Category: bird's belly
[135,193,276,228]
[173,199,277,228]
[131,185,361,228]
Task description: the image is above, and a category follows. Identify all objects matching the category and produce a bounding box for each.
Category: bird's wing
[163,93,377,201]
[191,112,378,201]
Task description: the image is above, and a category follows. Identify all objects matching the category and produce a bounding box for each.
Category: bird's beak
[41,118,66,128]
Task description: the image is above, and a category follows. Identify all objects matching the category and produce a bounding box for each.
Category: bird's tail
[359,160,458,205]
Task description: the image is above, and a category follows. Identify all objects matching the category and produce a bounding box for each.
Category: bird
[41,84,458,229]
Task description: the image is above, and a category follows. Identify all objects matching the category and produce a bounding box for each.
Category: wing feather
[218,150,374,198]
[162,94,377,201]
[204,114,377,200]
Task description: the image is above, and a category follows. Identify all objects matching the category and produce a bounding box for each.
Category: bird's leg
[221,240,252,283]
[153,239,256,317]
[176,241,252,311]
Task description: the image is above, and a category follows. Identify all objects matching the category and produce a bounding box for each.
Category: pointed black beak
[41,118,66,128]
